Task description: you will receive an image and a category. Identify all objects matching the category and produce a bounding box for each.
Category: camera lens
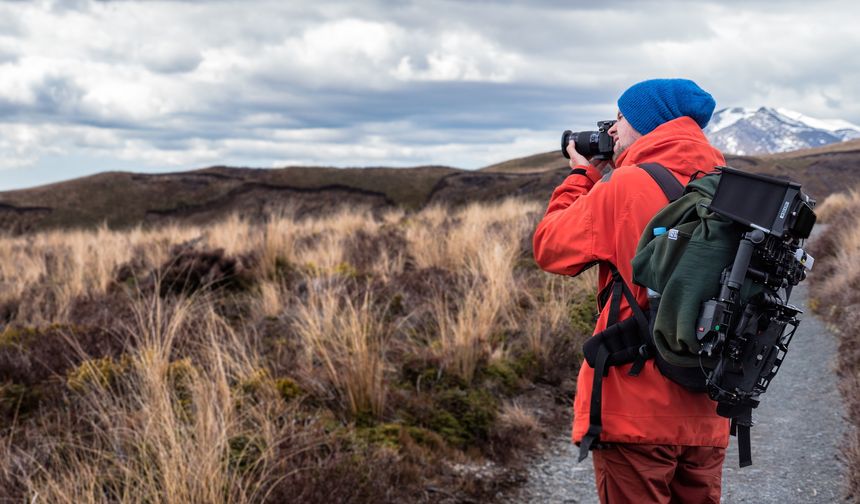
[561,130,601,160]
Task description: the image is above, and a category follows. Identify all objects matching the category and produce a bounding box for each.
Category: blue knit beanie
[617,78,715,135]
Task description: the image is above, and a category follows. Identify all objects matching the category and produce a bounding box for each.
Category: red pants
[592,444,725,503]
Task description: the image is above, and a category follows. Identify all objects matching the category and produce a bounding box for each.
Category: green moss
[355,423,403,449]
[235,368,278,409]
[403,425,445,451]
[355,423,446,452]
[227,435,265,472]
[400,357,467,391]
[481,360,521,394]
[334,262,361,278]
[0,382,43,417]
[167,358,197,420]
[398,357,503,449]
[430,389,498,448]
[66,355,131,393]
[424,408,467,447]
[511,350,540,379]
[239,368,271,394]
[569,292,598,335]
[275,377,302,401]
[302,261,320,276]
[807,297,820,313]
[352,407,378,428]
[0,326,38,348]
[319,409,344,433]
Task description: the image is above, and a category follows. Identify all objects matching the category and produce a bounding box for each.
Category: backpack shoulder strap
[580,164,688,462]
[639,163,685,202]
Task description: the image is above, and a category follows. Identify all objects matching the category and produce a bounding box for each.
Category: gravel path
[501,275,848,503]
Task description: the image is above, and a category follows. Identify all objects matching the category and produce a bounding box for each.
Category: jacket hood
[615,116,725,177]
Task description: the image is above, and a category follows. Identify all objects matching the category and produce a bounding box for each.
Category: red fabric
[533,116,730,446]
[592,444,725,504]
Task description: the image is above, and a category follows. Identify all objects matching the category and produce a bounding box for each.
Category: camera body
[561,120,616,161]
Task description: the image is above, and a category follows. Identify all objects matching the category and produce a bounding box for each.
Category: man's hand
[567,141,613,172]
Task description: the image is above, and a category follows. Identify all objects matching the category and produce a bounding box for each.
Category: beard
[612,135,643,164]
[612,144,629,163]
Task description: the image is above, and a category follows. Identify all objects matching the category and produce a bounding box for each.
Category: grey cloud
[2,0,860,189]
[139,51,202,74]
[0,10,23,36]
[32,76,87,116]
[46,0,94,13]
[109,80,611,164]
[199,80,610,134]
[46,77,595,155]
[0,49,19,64]
[0,74,146,132]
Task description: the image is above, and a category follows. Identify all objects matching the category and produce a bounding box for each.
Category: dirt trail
[502,268,848,503]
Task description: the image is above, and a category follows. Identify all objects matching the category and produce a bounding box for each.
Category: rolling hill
[0,140,858,234]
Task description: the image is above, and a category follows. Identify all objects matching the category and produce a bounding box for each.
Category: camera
[694,167,817,417]
[561,120,616,161]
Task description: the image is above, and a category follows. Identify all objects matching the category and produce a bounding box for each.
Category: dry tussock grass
[21,295,297,503]
[815,189,860,223]
[0,197,591,503]
[293,283,389,418]
[808,186,860,501]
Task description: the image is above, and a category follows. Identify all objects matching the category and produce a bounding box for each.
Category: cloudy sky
[0,0,858,189]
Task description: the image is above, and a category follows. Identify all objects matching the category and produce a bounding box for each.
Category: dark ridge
[0,202,52,213]
[130,170,244,182]
[145,182,395,219]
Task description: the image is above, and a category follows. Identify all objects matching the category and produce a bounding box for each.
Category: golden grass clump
[814,188,860,223]
[293,282,389,419]
[433,239,519,382]
[407,199,541,270]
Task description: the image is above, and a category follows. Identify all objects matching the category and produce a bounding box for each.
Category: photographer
[533,79,729,503]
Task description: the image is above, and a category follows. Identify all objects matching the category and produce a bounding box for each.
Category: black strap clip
[628,345,651,376]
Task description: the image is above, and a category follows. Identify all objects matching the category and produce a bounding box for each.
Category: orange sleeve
[532,163,617,276]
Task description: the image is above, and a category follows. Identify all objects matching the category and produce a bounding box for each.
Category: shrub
[0,198,591,502]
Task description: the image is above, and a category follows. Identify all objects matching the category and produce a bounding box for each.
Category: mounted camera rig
[693,166,816,467]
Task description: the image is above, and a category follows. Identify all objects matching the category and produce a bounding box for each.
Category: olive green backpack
[632,171,759,375]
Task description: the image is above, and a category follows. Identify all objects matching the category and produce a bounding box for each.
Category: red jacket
[533,117,730,447]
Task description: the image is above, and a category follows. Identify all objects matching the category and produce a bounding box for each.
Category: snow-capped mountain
[704,107,860,155]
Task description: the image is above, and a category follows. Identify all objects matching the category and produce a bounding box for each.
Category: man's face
[608,111,642,160]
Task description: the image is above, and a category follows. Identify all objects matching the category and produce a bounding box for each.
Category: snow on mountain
[704,107,860,155]
[774,108,860,135]
[706,107,751,134]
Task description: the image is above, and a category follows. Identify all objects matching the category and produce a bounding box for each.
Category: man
[533,79,730,503]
